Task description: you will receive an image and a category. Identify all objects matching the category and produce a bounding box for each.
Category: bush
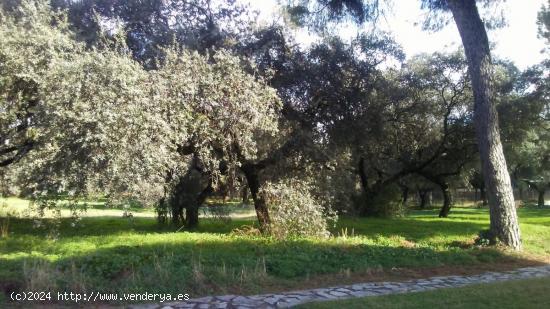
[475,229,497,247]
[355,183,405,217]
[261,179,337,239]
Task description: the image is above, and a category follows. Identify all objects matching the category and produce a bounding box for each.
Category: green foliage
[0,0,168,200]
[51,0,253,64]
[474,229,496,247]
[152,47,281,181]
[262,179,337,238]
[538,0,550,46]
[1,1,282,209]
[284,0,383,31]
[367,184,405,218]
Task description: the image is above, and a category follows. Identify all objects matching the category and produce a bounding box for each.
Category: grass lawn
[296,277,550,309]
[0,197,549,305]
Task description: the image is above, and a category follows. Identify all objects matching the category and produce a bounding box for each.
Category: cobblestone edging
[129,265,550,309]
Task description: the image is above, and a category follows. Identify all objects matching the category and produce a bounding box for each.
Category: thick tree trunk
[242,186,249,204]
[172,205,184,225]
[448,0,521,250]
[241,164,271,232]
[170,182,185,225]
[185,206,199,228]
[357,157,378,216]
[438,182,453,218]
[185,182,213,228]
[401,186,409,206]
[538,189,546,208]
[418,189,430,209]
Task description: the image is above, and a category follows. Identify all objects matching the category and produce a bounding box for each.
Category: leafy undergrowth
[297,276,550,309]
[0,205,549,305]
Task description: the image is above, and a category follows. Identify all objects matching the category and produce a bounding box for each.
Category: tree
[151,48,282,228]
[404,52,477,217]
[538,0,550,47]
[51,0,254,66]
[500,61,550,208]
[1,2,283,232]
[1,0,168,200]
[285,0,522,249]
[445,0,521,249]
[48,0,293,230]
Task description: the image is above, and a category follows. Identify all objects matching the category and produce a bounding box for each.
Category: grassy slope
[297,277,550,309]
[0,197,549,305]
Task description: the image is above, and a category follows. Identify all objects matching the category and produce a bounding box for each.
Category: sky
[239,0,547,70]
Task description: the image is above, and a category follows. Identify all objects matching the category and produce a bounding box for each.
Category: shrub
[261,179,337,239]
[475,229,497,247]
[355,183,405,217]
[370,184,405,217]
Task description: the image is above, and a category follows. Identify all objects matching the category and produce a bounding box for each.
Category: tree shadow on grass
[3,216,255,237]
[1,234,542,303]
[4,208,549,246]
[2,208,549,304]
[335,216,487,243]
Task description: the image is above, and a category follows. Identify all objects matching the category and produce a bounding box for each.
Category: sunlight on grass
[1,197,549,304]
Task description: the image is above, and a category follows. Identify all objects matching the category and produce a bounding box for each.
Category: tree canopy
[1,0,547,244]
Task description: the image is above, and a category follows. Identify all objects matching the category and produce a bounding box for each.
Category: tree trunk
[242,186,249,204]
[185,182,213,229]
[438,182,453,218]
[241,164,271,232]
[538,189,546,208]
[480,186,487,206]
[171,205,184,225]
[357,157,378,216]
[448,0,521,250]
[185,205,199,228]
[170,181,185,225]
[401,186,409,206]
[418,190,429,209]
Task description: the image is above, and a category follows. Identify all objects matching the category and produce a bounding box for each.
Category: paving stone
[328,291,349,297]
[130,265,550,309]
[263,297,279,305]
[349,290,378,297]
[231,296,250,303]
[315,291,337,299]
[350,284,366,290]
[215,295,235,302]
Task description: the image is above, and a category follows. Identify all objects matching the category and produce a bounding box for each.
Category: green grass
[297,277,550,309]
[0,197,549,305]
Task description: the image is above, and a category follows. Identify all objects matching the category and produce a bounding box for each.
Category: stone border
[129,265,550,309]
